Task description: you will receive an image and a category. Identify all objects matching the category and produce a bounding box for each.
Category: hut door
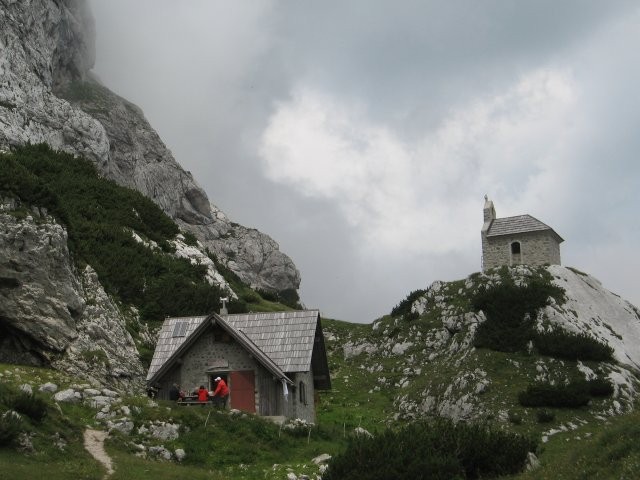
[230,370,255,413]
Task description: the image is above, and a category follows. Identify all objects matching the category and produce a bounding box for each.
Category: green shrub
[536,409,555,423]
[12,393,48,423]
[138,345,155,369]
[472,276,565,353]
[278,288,302,309]
[323,418,536,480]
[508,412,523,425]
[255,289,278,302]
[534,330,614,362]
[0,382,15,407]
[80,348,109,366]
[0,144,233,323]
[390,289,427,318]
[182,231,199,246]
[518,382,590,408]
[519,378,614,409]
[241,290,261,304]
[586,378,614,397]
[0,411,23,446]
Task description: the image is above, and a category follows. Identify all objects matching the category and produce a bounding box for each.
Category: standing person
[197,385,209,404]
[210,376,229,408]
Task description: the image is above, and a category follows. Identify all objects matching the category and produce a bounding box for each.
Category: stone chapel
[481,196,563,271]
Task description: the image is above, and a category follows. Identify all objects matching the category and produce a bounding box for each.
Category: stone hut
[146,310,331,423]
[481,196,563,271]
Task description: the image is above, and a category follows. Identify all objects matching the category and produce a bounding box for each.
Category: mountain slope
[320,265,640,442]
[0,0,299,296]
[0,145,296,389]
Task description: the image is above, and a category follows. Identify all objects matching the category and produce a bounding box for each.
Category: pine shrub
[586,378,614,397]
[518,382,590,408]
[0,411,23,446]
[534,330,614,362]
[472,276,565,353]
[391,289,427,318]
[278,288,302,309]
[535,409,555,423]
[12,392,48,423]
[323,418,536,480]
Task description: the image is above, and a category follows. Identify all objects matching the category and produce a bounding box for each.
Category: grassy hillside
[316,266,639,477]
[1,346,639,480]
[0,363,346,479]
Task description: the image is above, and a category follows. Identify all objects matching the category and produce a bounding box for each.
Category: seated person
[197,385,209,403]
[169,383,180,401]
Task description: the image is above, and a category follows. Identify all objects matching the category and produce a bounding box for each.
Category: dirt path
[83,429,114,478]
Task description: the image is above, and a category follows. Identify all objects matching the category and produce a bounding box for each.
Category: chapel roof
[486,214,564,242]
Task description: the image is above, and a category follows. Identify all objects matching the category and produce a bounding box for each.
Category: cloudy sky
[89,1,640,323]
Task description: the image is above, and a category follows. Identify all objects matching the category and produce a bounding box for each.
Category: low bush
[472,277,564,353]
[508,412,523,425]
[0,411,23,446]
[323,418,536,480]
[586,378,615,397]
[255,289,278,302]
[241,290,261,304]
[12,393,48,423]
[277,288,302,309]
[181,231,199,246]
[536,409,555,423]
[518,382,590,408]
[534,330,614,362]
[390,289,427,318]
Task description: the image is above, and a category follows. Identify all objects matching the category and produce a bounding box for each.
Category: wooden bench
[176,396,211,406]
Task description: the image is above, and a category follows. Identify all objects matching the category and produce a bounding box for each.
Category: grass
[510,410,640,479]
[0,448,103,480]
[0,363,347,480]
[0,366,107,479]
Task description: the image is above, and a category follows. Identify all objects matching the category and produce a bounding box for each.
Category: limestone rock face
[0,204,144,390]
[0,0,300,294]
[0,204,83,364]
[0,0,109,162]
[51,265,145,392]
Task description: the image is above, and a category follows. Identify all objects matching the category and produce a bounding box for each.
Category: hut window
[299,381,307,405]
[172,321,188,337]
[511,242,521,254]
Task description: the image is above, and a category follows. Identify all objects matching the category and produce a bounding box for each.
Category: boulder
[53,389,81,403]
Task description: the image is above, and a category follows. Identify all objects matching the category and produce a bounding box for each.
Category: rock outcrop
[0,200,144,390]
[0,200,82,365]
[0,0,300,294]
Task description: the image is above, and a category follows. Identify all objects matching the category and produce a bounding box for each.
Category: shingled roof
[486,214,564,242]
[146,310,326,385]
[224,310,320,372]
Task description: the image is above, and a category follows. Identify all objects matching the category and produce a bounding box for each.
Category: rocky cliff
[0,199,145,391]
[0,0,300,294]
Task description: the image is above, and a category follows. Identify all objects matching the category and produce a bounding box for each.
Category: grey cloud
[90,1,640,322]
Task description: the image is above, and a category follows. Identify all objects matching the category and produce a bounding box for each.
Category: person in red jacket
[197,385,209,404]
[210,377,229,408]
